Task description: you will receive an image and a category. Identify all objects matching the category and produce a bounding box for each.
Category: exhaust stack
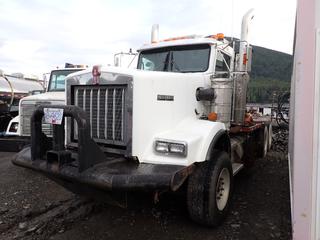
[239,9,254,72]
[151,24,159,43]
[233,9,254,124]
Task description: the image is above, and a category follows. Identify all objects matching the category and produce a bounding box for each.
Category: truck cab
[13,10,271,227]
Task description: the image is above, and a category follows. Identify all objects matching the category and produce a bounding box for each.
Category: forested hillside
[248,45,293,103]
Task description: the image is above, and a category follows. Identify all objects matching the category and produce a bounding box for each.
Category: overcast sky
[0,0,296,78]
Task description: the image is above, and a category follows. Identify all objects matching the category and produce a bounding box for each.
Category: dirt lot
[0,129,291,240]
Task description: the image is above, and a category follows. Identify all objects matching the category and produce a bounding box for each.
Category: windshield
[137,44,210,73]
[48,69,82,91]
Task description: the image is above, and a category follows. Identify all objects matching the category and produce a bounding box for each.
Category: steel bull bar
[12,105,193,192]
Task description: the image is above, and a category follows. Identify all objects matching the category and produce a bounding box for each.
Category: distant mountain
[248,45,293,103]
[251,45,293,82]
[224,37,293,103]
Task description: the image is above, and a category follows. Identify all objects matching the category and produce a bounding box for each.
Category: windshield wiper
[162,52,170,71]
[171,54,181,72]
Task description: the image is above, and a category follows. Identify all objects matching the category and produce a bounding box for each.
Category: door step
[232,163,244,175]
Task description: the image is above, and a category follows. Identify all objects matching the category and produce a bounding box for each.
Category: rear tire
[258,125,268,158]
[187,150,233,227]
[267,124,272,151]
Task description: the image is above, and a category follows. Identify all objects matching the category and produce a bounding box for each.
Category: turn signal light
[208,112,218,121]
[243,53,248,65]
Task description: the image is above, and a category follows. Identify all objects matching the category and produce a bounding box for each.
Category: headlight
[9,122,18,132]
[154,139,187,157]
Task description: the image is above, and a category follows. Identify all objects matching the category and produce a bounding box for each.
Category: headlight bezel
[154,139,188,157]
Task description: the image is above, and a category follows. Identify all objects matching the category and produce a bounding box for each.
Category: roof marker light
[216,33,224,40]
[206,33,224,40]
[162,34,198,42]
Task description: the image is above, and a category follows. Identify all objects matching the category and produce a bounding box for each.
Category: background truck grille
[73,85,127,145]
[20,104,53,136]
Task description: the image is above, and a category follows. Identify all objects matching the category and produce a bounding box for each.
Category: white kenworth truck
[13,10,272,226]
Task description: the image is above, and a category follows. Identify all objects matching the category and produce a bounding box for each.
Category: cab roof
[138,35,231,52]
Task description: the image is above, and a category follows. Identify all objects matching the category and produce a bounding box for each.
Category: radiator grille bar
[20,104,53,136]
[73,85,126,145]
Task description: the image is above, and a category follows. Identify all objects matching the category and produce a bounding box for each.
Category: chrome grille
[73,86,126,144]
[20,104,53,136]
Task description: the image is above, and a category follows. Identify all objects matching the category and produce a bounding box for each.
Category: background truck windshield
[48,69,82,91]
[137,44,210,73]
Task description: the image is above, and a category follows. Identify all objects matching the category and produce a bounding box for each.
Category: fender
[139,117,226,166]
[205,129,231,162]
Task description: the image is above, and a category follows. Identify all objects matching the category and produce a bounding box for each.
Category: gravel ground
[0,129,291,240]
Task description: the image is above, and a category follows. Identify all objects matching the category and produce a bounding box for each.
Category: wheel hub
[216,168,230,211]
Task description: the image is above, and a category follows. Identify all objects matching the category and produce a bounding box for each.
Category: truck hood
[65,66,212,163]
[20,91,65,103]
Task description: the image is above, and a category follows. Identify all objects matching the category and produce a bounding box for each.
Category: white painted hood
[20,91,65,103]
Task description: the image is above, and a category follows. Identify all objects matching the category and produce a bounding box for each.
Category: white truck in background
[5,65,85,137]
[6,56,136,137]
[14,10,272,226]
[114,49,137,68]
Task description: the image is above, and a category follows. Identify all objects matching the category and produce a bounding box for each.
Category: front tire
[187,150,233,227]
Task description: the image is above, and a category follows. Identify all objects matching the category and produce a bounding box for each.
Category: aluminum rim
[215,168,231,211]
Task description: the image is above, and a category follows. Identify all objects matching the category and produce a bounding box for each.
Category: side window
[55,75,67,89]
[215,51,231,72]
[49,74,67,90]
[141,58,155,71]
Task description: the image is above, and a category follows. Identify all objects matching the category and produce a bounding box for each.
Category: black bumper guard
[12,105,193,192]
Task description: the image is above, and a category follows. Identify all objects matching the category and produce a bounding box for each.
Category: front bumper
[12,105,193,192]
[13,147,192,191]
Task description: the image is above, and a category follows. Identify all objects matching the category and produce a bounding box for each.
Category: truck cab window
[48,69,82,92]
[215,51,231,72]
[139,52,168,71]
[138,44,210,73]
